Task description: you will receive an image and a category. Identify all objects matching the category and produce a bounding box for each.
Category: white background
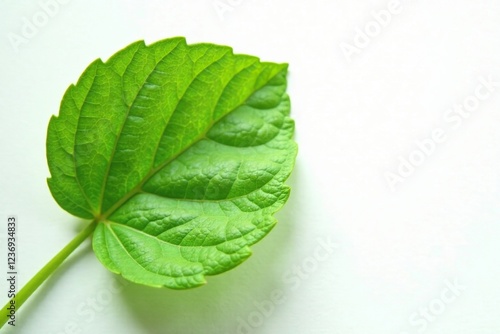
[1,1,500,333]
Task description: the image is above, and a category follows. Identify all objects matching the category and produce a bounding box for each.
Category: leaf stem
[0,220,97,329]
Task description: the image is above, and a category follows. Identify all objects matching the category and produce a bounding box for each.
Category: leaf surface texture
[47,37,297,288]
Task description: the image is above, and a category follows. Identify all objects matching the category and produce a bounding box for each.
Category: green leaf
[46,37,297,289]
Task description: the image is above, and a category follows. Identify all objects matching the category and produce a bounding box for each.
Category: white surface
[1,1,500,333]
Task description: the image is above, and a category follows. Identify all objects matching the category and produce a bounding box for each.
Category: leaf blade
[47,37,297,289]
